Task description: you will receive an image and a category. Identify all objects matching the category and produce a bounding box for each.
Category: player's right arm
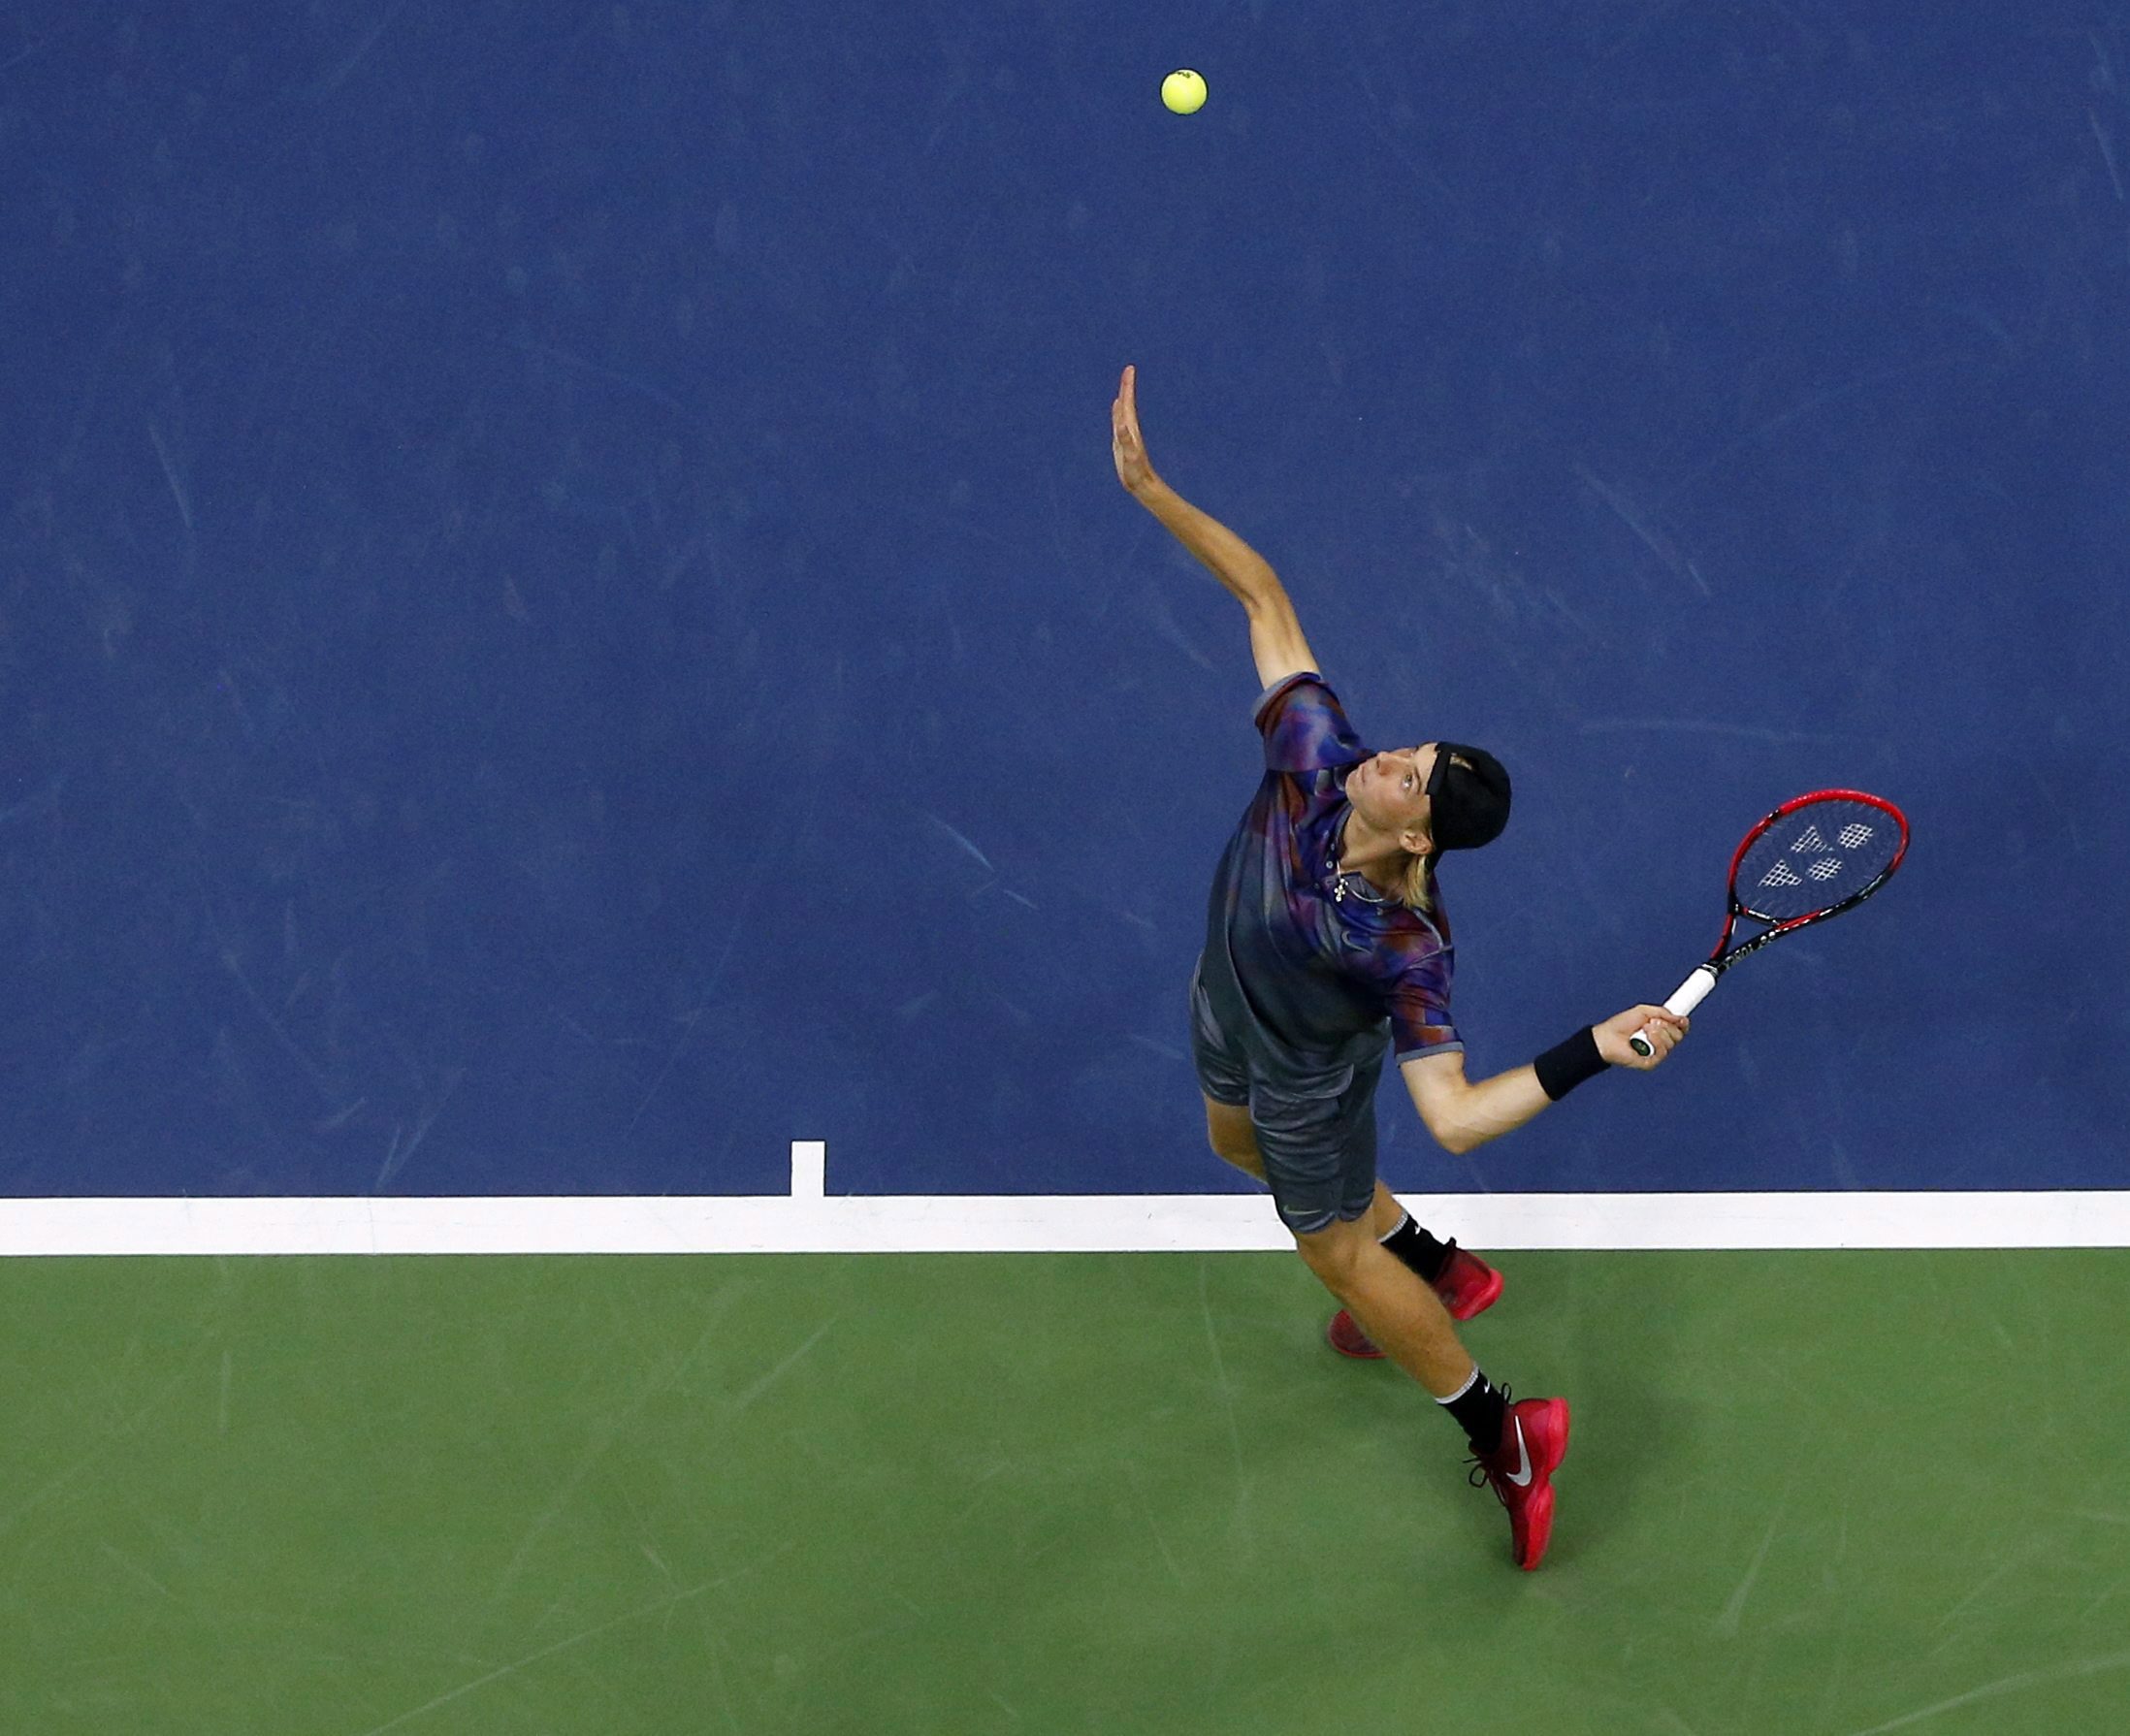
[1401,1051,1552,1157]
[1112,365,1320,688]
[1401,1006,1688,1155]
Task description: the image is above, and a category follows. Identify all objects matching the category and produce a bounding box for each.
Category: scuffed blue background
[3,2,2124,1197]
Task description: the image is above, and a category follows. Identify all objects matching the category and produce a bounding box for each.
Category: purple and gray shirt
[1197,672,1462,1080]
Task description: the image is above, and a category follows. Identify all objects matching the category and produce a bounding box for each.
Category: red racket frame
[1712,788,1911,966]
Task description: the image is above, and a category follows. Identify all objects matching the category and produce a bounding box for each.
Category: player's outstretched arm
[1112,366,1320,685]
[1111,365,1278,608]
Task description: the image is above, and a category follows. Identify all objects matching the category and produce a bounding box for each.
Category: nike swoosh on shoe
[1505,1417,1533,1488]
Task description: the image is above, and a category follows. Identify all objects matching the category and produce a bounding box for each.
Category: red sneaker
[1326,1307,1385,1358]
[1435,1242,1505,1321]
[1325,1241,1504,1358]
[1469,1395,1571,1570]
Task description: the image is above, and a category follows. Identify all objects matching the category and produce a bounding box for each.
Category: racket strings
[1736,799,1901,920]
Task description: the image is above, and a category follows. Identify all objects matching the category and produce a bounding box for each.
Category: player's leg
[1203,1095,1267,1181]
[1208,1095,1498,1352]
[1253,1070,1569,1567]
[1269,1071,1478,1392]
[1296,1209,1569,1570]
[1190,955,1269,1185]
[1261,1057,1501,1352]
[1209,1102,1518,1323]
[1350,1181,1504,1330]
[1291,1215,1471,1394]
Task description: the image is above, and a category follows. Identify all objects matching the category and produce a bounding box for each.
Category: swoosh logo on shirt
[1505,1417,1533,1488]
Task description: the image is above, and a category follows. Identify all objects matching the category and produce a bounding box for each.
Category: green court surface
[3,1249,2126,1734]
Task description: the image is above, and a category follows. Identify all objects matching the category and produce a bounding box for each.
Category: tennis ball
[1161,69,1207,114]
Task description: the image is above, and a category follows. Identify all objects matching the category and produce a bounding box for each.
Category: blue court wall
[2,2,2124,1199]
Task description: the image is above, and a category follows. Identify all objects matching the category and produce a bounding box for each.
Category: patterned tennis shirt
[1197,672,1462,1079]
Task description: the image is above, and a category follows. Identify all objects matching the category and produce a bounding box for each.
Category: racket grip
[1628,966,1718,1058]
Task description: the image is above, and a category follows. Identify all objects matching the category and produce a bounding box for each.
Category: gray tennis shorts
[1189,958,1385,1237]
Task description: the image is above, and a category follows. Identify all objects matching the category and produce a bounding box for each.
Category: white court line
[0,1190,2125,1256]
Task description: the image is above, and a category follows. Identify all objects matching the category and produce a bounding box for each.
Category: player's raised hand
[1595,1005,1688,1070]
[1111,365,1161,498]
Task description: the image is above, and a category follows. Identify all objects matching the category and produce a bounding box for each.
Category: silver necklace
[1330,815,1393,905]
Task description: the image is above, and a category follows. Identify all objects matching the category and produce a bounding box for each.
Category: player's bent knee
[1292,1218,1368,1292]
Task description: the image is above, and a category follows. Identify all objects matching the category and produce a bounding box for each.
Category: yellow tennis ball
[1161,69,1207,114]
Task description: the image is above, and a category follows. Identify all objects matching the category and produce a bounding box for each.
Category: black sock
[1380,1212,1452,1285]
[1439,1366,1508,1456]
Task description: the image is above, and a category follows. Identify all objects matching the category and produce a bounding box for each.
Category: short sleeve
[1355,926,1462,1061]
[1387,987,1461,1062]
[1252,673,1367,775]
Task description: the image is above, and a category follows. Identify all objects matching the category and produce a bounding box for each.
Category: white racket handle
[1628,965,1718,1057]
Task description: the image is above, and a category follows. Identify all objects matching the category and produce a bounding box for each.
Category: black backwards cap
[1426,742,1512,852]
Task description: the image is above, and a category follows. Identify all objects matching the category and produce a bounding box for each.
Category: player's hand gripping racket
[1630,789,1910,1057]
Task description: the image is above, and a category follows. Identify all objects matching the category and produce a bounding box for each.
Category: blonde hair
[1396,850,1436,916]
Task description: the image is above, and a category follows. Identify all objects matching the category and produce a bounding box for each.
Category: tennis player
[1112,366,1688,1570]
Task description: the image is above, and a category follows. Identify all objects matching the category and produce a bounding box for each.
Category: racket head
[1726,789,1909,939]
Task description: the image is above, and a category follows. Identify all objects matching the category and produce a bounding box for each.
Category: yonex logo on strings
[1758,820,1876,891]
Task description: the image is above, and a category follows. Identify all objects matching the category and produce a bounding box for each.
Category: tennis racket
[1629,789,1910,1057]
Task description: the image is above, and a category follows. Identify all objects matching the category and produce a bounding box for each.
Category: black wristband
[1533,1027,1609,1101]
